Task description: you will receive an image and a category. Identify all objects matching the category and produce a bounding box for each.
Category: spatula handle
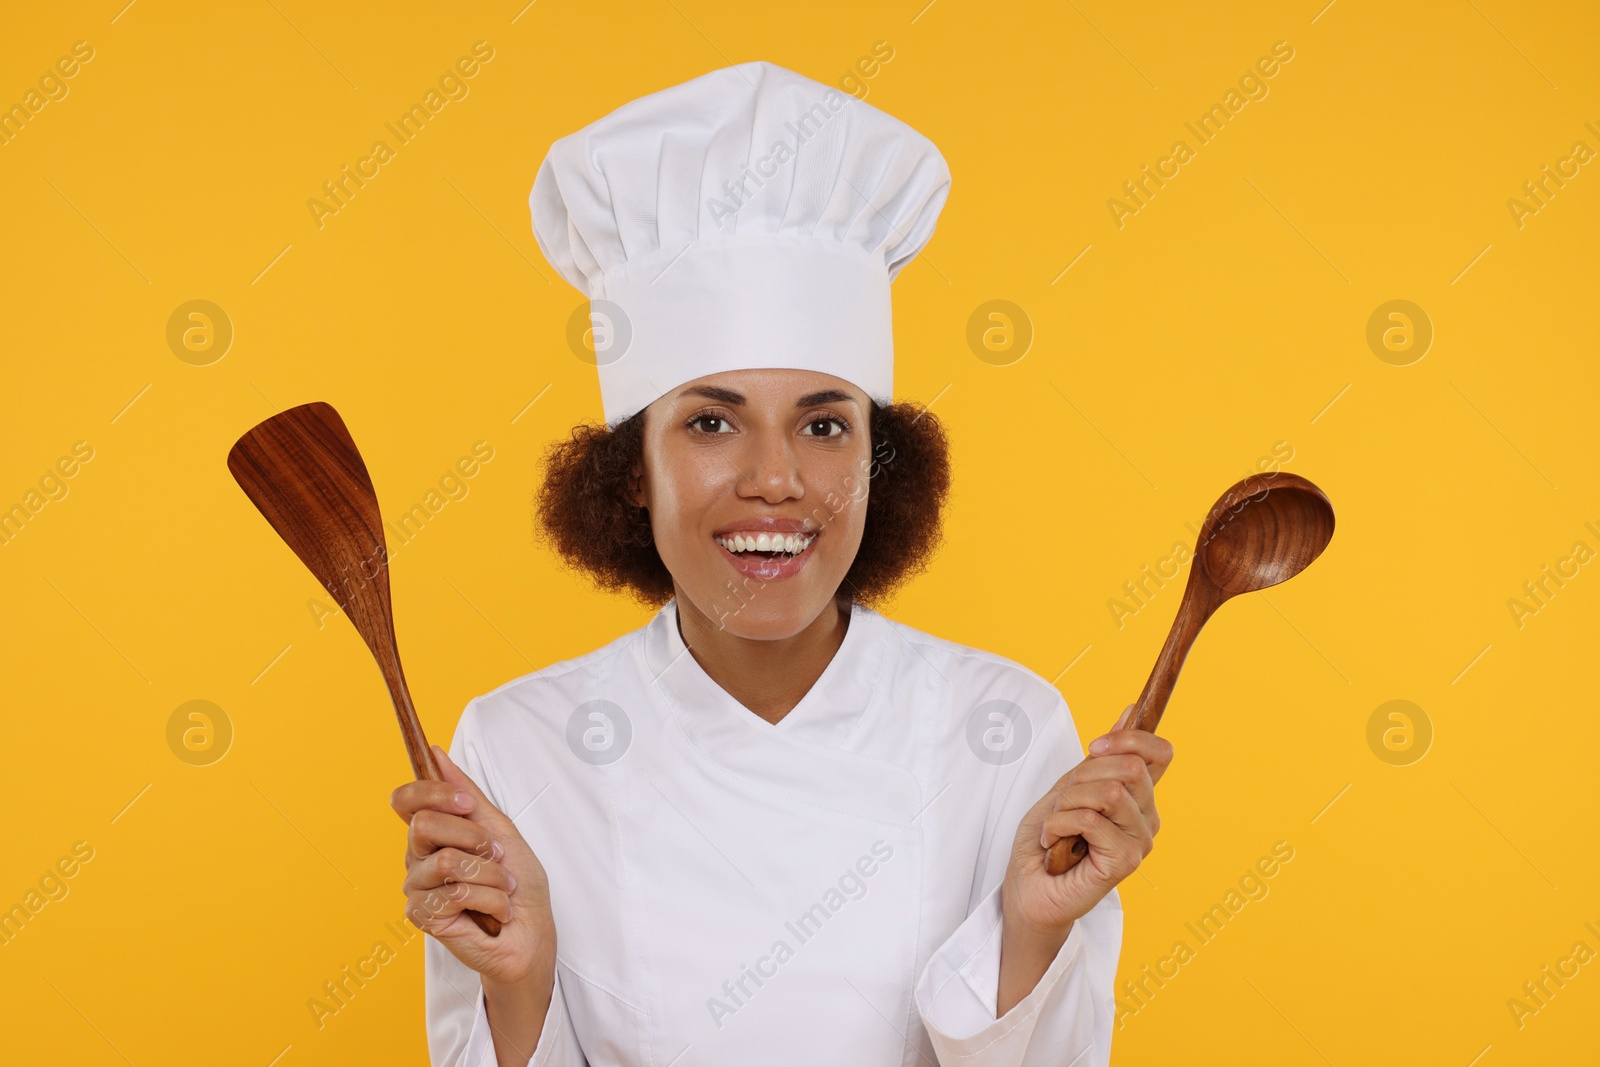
[382,650,503,937]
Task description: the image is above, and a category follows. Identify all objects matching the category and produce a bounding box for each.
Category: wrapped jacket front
[425,599,1123,1066]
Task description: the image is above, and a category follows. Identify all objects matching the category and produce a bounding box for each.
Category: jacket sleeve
[913,692,1124,1066]
[423,701,589,1066]
[425,945,586,1066]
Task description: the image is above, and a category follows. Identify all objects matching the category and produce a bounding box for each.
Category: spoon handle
[1126,568,1222,734]
[1044,568,1221,875]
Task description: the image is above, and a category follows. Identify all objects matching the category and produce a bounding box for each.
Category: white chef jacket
[425,598,1122,1066]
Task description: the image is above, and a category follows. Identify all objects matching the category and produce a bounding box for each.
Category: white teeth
[715,532,814,556]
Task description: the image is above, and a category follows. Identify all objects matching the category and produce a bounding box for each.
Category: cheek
[642,450,725,561]
[836,495,870,560]
[814,460,872,551]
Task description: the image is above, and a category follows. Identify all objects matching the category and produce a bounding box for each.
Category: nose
[734,426,803,504]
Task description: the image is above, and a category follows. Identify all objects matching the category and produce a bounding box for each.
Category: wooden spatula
[227,401,502,936]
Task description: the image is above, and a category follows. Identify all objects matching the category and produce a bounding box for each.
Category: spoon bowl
[1197,474,1335,597]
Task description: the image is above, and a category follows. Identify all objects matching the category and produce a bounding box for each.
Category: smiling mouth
[713,531,816,559]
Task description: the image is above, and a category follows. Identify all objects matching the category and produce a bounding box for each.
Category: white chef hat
[529,60,952,426]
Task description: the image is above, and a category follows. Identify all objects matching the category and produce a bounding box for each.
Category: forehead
[658,368,868,409]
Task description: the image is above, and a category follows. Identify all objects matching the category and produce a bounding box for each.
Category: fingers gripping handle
[1043,704,1164,876]
[1041,702,1169,873]
[418,752,503,938]
[1043,573,1211,875]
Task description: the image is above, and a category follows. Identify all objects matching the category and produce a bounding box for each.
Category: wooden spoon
[1045,471,1335,875]
[227,401,503,936]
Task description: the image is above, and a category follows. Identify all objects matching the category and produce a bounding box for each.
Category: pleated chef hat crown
[529,60,952,425]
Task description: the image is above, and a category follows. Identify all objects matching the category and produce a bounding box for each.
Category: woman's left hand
[1002,704,1175,944]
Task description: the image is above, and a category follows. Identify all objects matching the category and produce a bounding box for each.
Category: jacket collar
[639,597,922,825]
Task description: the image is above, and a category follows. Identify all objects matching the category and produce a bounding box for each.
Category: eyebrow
[675,385,859,408]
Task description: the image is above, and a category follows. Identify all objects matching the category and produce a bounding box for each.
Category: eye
[800,416,849,438]
[686,413,735,435]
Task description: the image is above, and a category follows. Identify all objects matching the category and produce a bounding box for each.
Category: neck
[674,593,851,725]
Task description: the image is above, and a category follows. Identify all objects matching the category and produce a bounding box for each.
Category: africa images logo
[566,700,633,766]
[965,700,1033,766]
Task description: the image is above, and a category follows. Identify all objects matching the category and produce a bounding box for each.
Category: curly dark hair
[534,401,951,608]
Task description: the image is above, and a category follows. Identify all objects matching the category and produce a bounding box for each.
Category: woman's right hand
[391,744,556,988]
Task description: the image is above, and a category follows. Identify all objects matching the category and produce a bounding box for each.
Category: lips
[711,518,819,581]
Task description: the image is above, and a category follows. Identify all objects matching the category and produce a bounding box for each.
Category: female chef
[391,61,1172,1067]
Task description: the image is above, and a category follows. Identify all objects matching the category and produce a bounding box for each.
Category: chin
[687,580,842,641]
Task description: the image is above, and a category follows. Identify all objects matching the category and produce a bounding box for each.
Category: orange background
[1,1,1596,1064]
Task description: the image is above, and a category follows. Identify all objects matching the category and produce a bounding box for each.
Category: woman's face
[635,368,872,641]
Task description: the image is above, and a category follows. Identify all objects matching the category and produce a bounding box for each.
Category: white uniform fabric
[528,60,952,426]
[425,599,1122,1066]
